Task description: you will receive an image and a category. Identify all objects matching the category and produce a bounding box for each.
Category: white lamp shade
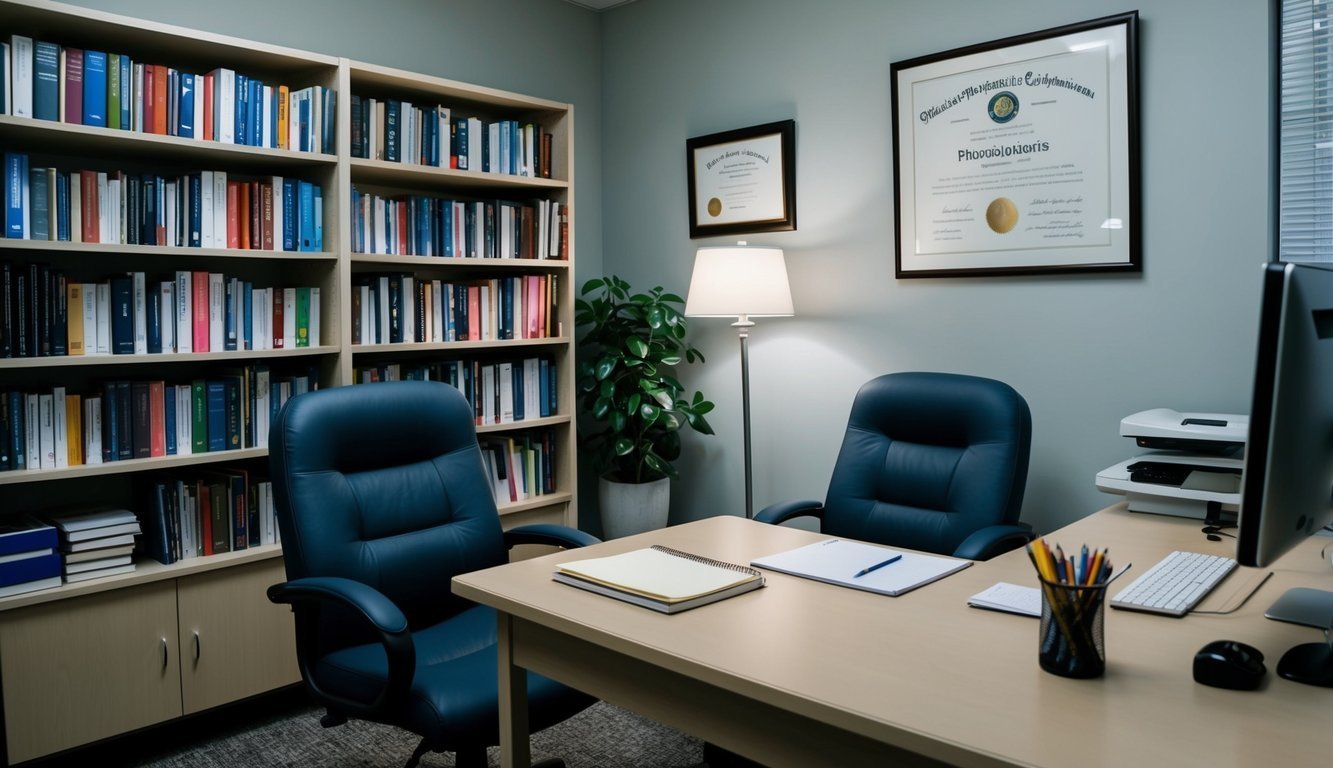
[684,245,794,318]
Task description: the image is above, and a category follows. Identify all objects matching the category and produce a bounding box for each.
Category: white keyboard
[1110,550,1238,617]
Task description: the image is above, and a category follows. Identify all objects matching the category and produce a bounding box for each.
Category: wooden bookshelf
[0,0,579,761]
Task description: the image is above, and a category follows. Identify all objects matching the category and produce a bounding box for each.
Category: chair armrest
[951,523,1035,561]
[267,576,415,720]
[754,500,825,526]
[504,524,600,549]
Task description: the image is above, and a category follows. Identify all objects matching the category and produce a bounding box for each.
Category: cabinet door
[0,581,182,764]
[177,558,300,713]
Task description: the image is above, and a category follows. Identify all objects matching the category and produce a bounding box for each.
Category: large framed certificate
[687,120,796,239]
[891,12,1139,277]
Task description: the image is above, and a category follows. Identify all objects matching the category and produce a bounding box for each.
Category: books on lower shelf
[750,538,972,597]
[553,545,765,614]
[44,507,142,583]
[0,514,61,598]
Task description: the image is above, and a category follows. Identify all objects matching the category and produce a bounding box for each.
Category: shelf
[349,253,570,271]
[0,238,338,261]
[0,448,267,486]
[0,346,337,371]
[350,157,567,193]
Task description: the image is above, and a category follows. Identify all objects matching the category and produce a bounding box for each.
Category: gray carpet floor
[128,699,706,768]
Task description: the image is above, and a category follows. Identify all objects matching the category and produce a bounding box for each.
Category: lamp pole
[734,314,755,519]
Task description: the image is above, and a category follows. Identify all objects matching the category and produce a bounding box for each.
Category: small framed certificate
[687,119,796,239]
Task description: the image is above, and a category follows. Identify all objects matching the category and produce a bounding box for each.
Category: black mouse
[1193,640,1266,690]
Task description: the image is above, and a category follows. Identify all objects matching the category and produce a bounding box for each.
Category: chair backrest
[821,372,1031,556]
[269,380,506,649]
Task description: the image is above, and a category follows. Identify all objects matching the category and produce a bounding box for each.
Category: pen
[853,554,902,578]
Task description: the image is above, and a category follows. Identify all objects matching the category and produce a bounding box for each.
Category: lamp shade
[684,245,794,318]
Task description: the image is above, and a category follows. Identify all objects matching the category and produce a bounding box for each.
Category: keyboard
[1109,550,1238,617]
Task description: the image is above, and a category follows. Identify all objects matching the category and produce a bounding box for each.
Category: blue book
[115,380,132,460]
[0,551,61,588]
[314,185,323,250]
[188,173,202,247]
[0,515,57,556]
[82,50,108,127]
[297,181,315,251]
[55,170,69,241]
[249,78,262,147]
[205,379,226,451]
[282,178,296,251]
[242,282,253,350]
[100,382,117,463]
[4,152,27,239]
[28,167,48,241]
[146,280,161,353]
[109,274,134,354]
[142,481,174,564]
[163,389,176,456]
[223,278,237,351]
[118,53,131,130]
[451,116,468,170]
[234,74,248,146]
[178,72,195,138]
[6,391,24,470]
[539,358,551,418]
[32,41,59,122]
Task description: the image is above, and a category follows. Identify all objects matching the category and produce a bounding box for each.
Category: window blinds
[1279,0,1333,262]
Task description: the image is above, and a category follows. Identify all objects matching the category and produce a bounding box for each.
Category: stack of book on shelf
[45,508,141,583]
[0,515,62,598]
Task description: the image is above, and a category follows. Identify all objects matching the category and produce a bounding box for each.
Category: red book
[148,380,166,457]
[152,64,168,135]
[142,65,157,133]
[202,73,214,141]
[467,284,481,341]
[261,182,274,250]
[225,181,240,248]
[272,291,284,349]
[64,48,84,124]
[79,170,99,243]
[238,182,251,249]
[526,275,542,339]
[199,478,214,556]
[192,271,210,352]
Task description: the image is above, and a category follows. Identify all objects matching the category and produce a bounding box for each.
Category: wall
[65,0,607,288]
[600,0,1270,534]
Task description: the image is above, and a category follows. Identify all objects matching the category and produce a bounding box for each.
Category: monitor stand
[1265,587,1333,687]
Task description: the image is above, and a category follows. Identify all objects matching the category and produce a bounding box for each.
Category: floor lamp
[685,243,794,518]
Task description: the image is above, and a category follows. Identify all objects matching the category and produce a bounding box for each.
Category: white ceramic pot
[598,476,670,539]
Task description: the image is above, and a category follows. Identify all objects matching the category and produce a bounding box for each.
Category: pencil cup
[1038,578,1107,679]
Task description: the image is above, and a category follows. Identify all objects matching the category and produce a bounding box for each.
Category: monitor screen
[1236,261,1333,568]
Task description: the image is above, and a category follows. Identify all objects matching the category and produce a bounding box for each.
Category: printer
[1095,408,1247,521]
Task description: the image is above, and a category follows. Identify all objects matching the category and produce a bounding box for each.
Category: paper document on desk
[750,539,971,597]
[967,582,1041,617]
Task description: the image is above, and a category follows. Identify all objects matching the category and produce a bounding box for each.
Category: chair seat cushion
[315,604,594,750]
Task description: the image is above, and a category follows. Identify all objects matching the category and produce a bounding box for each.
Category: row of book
[0,366,316,473]
[2,35,335,153]
[140,469,279,566]
[0,509,142,599]
[349,188,568,260]
[349,95,553,178]
[1,262,321,359]
[354,355,559,426]
[479,430,559,505]
[4,153,325,252]
[351,273,558,346]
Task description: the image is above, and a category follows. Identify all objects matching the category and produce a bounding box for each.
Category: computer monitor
[1235,261,1333,686]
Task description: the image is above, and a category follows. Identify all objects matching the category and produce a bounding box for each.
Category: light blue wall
[600,0,1270,534]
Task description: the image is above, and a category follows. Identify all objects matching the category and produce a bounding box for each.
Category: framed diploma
[891,12,1139,277]
[687,119,796,239]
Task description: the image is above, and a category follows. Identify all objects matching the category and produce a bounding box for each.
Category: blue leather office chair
[757,371,1033,560]
[266,380,597,768]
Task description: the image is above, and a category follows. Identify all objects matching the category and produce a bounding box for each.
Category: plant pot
[598,476,671,539]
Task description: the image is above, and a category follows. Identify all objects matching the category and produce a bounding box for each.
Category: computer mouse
[1193,640,1266,690]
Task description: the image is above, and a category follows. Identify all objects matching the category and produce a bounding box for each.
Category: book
[0,550,61,587]
[553,545,765,614]
[967,581,1042,618]
[44,507,141,542]
[64,554,132,575]
[0,514,58,556]
[750,538,972,597]
[65,543,134,564]
[61,532,135,553]
[63,562,135,582]
[82,50,107,127]
[0,575,60,598]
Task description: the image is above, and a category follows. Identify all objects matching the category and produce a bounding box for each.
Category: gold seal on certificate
[986,197,1019,234]
[708,197,723,217]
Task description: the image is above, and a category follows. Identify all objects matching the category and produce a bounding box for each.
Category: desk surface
[454,504,1333,767]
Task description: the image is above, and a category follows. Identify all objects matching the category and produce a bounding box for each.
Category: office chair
[266,380,597,768]
[756,371,1034,560]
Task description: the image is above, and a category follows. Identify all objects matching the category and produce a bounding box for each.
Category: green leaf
[626,336,649,358]
[594,355,617,381]
[613,437,635,457]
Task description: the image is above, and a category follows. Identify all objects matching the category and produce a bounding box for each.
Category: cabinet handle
[193,631,201,662]
[161,638,169,671]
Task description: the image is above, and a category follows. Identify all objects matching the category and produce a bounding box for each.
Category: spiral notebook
[553,545,765,614]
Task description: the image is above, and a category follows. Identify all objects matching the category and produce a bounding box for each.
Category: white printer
[1095,408,1247,521]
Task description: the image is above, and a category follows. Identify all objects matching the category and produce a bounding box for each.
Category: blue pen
[853,553,902,578]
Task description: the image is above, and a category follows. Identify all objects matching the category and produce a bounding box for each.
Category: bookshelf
[0,0,578,761]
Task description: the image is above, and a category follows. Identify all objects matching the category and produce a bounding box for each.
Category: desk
[452,504,1333,767]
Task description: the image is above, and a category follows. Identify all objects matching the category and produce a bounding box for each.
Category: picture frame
[890,12,1139,278]
[687,119,796,239]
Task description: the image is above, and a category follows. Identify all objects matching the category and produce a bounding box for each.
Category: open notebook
[554,545,765,614]
[750,538,971,597]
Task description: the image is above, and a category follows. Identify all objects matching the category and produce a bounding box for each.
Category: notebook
[554,545,765,614]
[750,538,972,597]
[967,581,1042,617]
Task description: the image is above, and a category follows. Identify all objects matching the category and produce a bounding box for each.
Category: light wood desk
[452,504,1333,767]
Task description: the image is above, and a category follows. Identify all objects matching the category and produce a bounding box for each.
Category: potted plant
[575,275,715,537]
